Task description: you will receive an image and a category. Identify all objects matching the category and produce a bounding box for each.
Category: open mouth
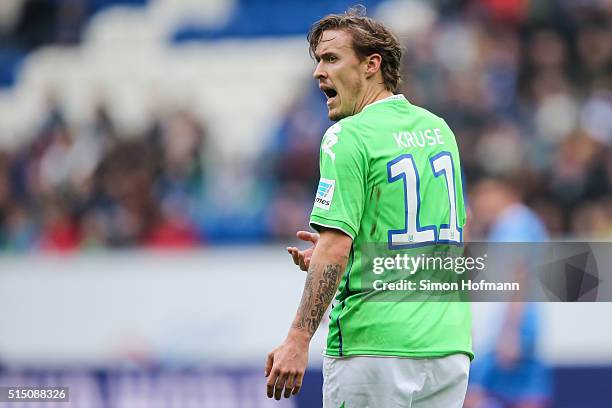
[321,86,338,101]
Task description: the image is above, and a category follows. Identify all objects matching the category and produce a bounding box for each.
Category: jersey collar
[362,94,407,111]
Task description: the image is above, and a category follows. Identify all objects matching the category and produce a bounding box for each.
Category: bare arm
[289,228,350,338]
[265,228,352,400]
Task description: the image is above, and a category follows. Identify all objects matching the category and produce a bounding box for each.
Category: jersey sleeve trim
[309,215,356,240]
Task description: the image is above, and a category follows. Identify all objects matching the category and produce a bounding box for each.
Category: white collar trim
[363,94,406,110]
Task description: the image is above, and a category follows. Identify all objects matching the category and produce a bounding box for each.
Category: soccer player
[465,179,552,408]
[266,8,472,407]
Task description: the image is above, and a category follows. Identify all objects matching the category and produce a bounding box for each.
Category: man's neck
[355,87,394,114]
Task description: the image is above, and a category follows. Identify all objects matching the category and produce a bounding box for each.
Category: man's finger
[292,372,304,395]
[296,230,319,244]
[265,352,273,377]
[274,372,288,400]
[266,369,279,398]
[284,373,295,398]
[288,247,300,266]
[298,252,308,271]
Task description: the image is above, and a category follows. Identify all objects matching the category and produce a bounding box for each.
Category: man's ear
[365,53,382,79]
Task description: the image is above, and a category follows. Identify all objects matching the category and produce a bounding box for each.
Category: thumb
[296,230,319,244]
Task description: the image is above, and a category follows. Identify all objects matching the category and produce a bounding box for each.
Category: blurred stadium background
[0,0,611,406]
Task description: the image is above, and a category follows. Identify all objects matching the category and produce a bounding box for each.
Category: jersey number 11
[387,151,462,248]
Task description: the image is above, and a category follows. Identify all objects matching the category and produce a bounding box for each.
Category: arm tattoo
[292,263,343,337]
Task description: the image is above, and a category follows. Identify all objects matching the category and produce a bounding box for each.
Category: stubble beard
[328,79,363,121]
[328,109,346,122]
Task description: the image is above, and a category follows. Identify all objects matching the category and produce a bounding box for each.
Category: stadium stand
[0,0,609,250]
[0,2,611,407]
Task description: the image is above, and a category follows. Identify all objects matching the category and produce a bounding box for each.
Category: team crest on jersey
[322,123,341,162]
[314,178,335,211]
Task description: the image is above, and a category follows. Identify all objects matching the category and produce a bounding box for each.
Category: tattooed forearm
[292,263,343,337]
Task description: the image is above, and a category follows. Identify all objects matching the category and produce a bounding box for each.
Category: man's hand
[287,231,319,271]
[267,228,350,400]
[495,329,522,368]
[265,333,309,400]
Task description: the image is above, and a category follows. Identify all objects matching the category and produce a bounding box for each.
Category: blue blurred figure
[465,178,552,408]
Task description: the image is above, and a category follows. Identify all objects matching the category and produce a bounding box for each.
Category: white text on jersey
[393,128,444,149]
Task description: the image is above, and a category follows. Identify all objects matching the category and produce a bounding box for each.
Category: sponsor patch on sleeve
[314,178,335,211]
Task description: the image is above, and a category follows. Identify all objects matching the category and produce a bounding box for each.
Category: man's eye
[327,56,337,62]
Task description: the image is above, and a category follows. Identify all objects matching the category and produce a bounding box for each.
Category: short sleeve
[309,121,367,240]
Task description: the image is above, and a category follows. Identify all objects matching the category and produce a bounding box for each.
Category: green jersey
[310,94,473,359]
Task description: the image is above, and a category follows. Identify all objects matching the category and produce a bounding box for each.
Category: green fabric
[310,95,473,360]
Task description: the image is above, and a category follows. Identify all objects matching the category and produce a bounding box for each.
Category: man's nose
[313,62,326,80]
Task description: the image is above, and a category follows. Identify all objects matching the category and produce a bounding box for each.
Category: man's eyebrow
[314,51,336,62]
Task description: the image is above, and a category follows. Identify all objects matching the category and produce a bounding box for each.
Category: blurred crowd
[0,100,205,251]
[1,0,612,251]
